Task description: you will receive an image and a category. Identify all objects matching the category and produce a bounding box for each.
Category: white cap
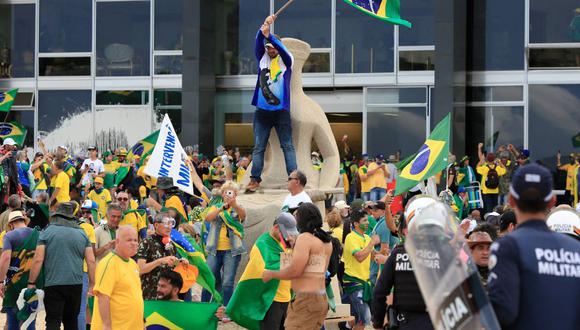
[547,209,580,238]
[334,200,350,211]
[2,138,16,146]
[58,145,68,152]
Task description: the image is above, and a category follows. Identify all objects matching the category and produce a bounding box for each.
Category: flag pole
[274,0,295,17]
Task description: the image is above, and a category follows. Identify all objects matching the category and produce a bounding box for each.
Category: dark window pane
[0,4,35,78]
[39,0,91,52]
[13,92,34,107]
[5,111,34,147]
[38,90,92,152]
[273,0,331,48]
[155,0,183,50]
[336,0,394,73]
[399,50,435,71]
[39,57,91,76]
[399,0,435,46]
[530,0,580,43]
[367,88,426,104]
[529,48,580,69]
[216,0,269,75]
[154,55,182,75]
[529,85,580,169]
[303,53,330,73]
[467,86,523,102]
[467,0,524,70]
[97,1,150,76]
[466,106,524,153]
[96,91,149,105]
[154,89,182,135]
[367,107,426,156]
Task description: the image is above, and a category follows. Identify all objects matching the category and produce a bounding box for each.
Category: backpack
[485,165,500,189]
[326,233,342,284]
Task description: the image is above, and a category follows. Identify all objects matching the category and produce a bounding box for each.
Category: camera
[225,190,235,198]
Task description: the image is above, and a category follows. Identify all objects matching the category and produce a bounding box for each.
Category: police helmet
[546,208,580,239]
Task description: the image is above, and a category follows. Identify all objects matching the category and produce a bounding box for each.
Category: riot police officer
[371,197,434,330]
[488,164,580,329]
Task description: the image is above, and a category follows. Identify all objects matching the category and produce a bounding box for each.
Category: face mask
[94,187,103,194]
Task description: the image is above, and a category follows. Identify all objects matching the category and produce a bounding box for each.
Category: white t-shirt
[281,190,312,211]
[80,158,105,185]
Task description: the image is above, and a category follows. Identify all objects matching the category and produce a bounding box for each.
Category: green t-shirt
[38,224,90,286]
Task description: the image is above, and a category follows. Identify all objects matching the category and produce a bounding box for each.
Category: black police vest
[392,245,428,313]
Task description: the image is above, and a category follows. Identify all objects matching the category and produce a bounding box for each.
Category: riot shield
[405,202,500,330]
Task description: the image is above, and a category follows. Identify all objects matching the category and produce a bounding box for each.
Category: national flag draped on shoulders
[144,114,194,195]
[0,89,18,112]
[226,232,285,330]
[395,113,451,195]
[343,0,412,28]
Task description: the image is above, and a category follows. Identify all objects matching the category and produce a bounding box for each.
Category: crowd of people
[0,132,576,330]
[0,12,577,330]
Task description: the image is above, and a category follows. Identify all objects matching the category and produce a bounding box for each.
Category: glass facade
[96,1,150,77]
[0,0,578,160]
[0,4,35,78]
[39,0,91,53]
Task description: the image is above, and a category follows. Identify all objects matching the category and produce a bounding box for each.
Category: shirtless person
[263,203,333,330]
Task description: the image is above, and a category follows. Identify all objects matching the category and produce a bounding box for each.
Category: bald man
[92,226,144,329]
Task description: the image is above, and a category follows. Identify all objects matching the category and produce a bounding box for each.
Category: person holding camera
[201,180,246,309]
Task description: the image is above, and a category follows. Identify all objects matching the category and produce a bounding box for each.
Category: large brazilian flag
[0,121,27,146]
[343,0,412,28]
[226,232,285,330]
[144,300,220,329]
[395,113,451,195]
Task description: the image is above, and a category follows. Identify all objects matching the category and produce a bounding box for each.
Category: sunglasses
[117,197,129,201]
[287,177,298,182]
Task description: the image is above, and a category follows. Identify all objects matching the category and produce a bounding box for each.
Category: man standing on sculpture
[246,14,296,192]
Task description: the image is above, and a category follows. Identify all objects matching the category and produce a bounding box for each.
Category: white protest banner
[144,114,194,195]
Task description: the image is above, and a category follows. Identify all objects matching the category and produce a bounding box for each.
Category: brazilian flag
[128,130,160,166]
[0,89,18,112]
[343,0,412,28]
[226,232,284,330]
[395,113,451,195]
[171,229,222,303]
[144,300,220,329]
[0,121,27,146]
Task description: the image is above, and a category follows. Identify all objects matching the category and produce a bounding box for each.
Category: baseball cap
[509,163,553,203]
[94,177,104,184]
[58,145,68,152]
[350,199,364,211]
[375,154,385,161]
[467,231,493,248]
[334,200,350,211]
[371,201,386,210]
[274,212,299,240]
[81,199,98,210]
[8,210,25,223]
[499,211,517,232]
[2,138,16,146]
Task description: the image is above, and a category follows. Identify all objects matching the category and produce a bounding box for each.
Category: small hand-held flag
[395,113,451,195]
[0,89,18,113]
[343,0,412,28]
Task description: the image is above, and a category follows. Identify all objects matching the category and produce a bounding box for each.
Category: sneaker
[245,180,260,192]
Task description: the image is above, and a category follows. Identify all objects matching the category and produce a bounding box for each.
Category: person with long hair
[263,203,333,330]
